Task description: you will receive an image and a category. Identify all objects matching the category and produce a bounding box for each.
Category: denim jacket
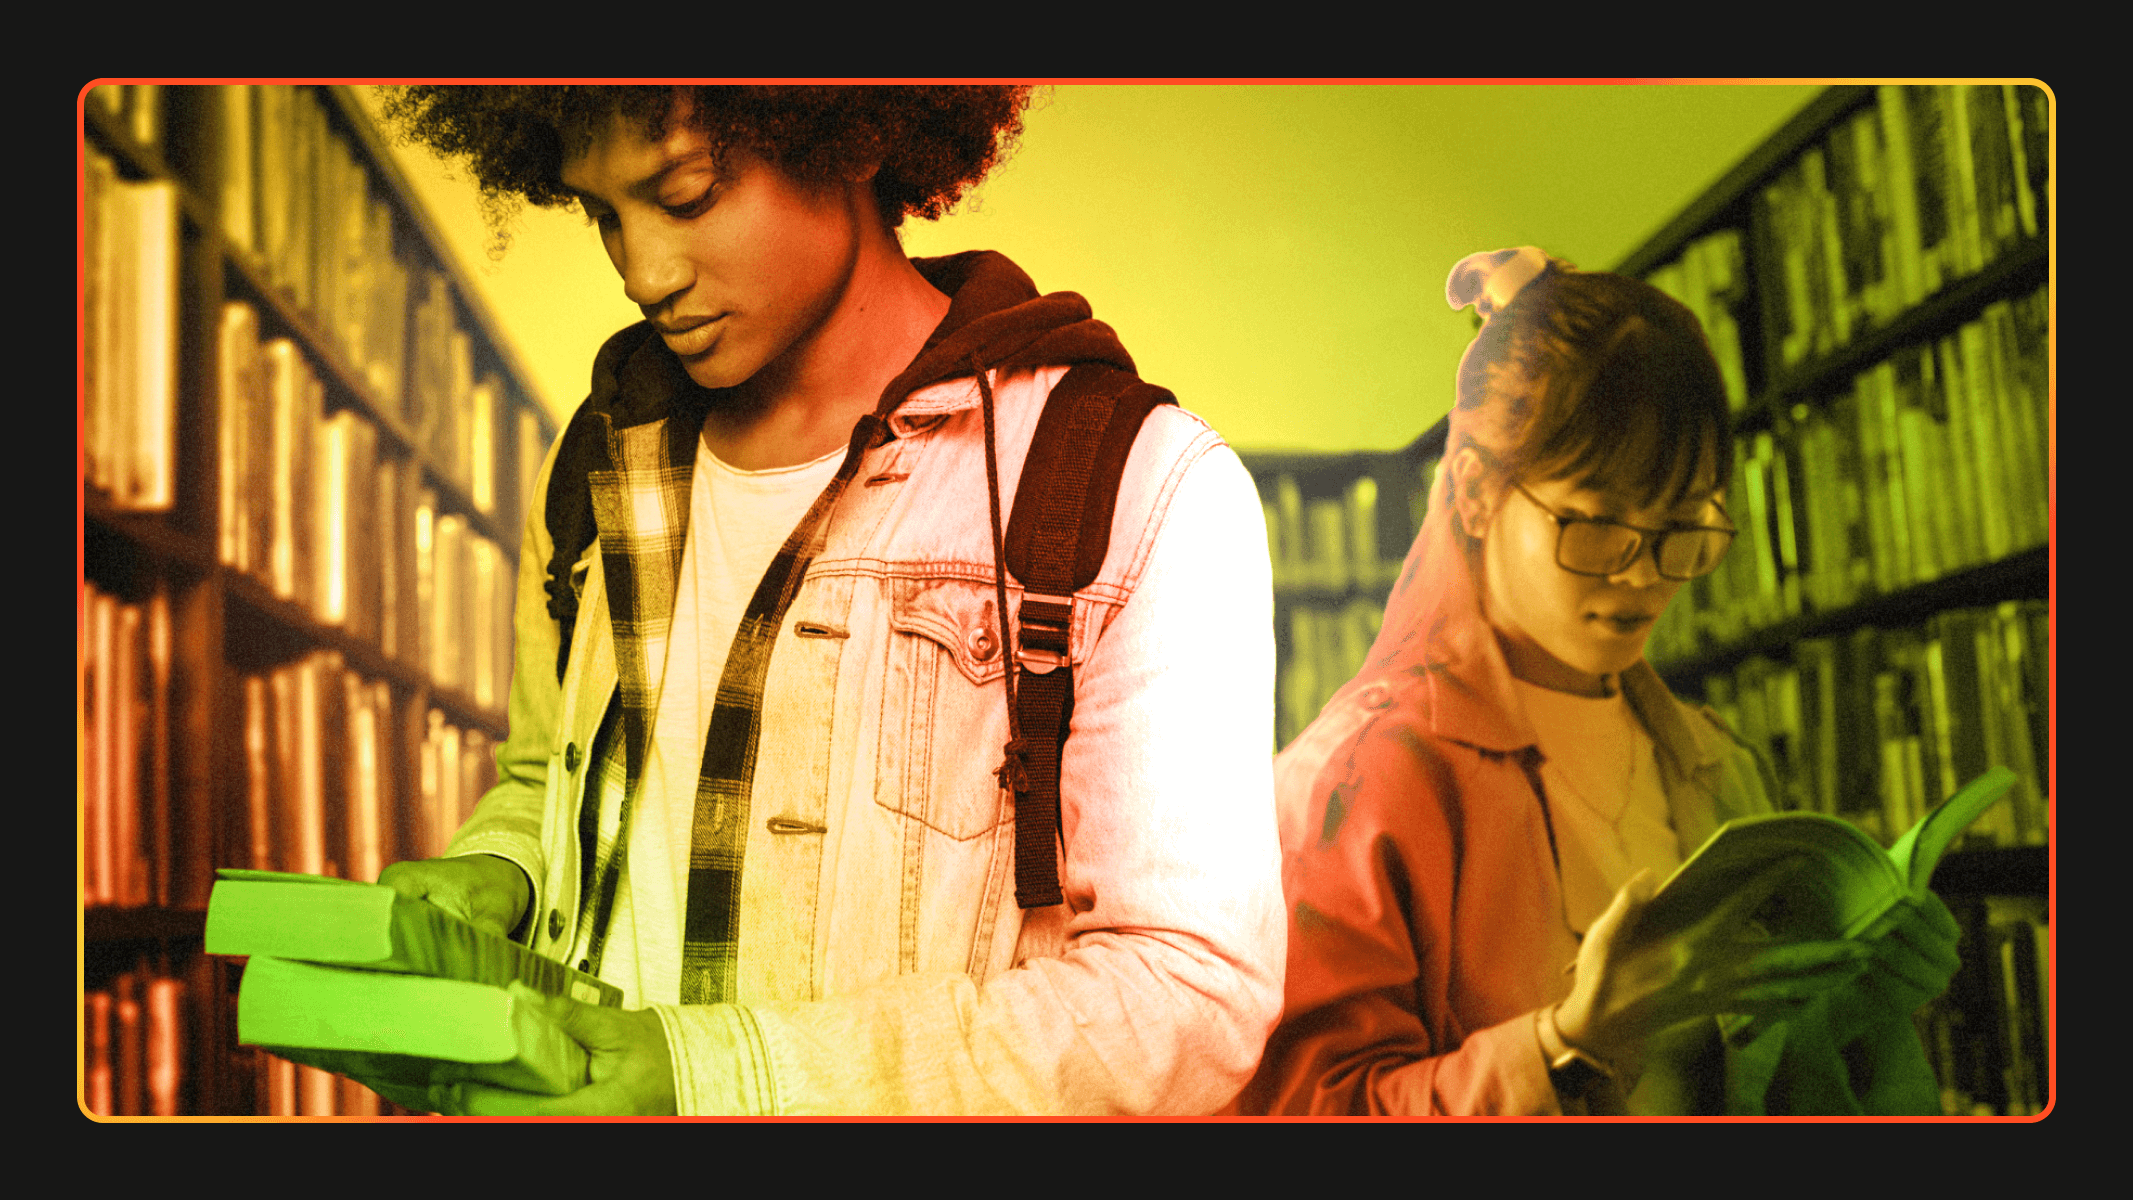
[445,256,1285,1114]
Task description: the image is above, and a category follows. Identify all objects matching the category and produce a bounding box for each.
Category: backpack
[996,362,1175,908]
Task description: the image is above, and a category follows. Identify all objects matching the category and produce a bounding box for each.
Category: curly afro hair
[377,84,1034,243]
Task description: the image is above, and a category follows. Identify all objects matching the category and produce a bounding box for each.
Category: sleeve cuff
[653,1002,778,1116]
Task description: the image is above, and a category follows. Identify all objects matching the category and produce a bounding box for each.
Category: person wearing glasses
[1228,248,1959,1115]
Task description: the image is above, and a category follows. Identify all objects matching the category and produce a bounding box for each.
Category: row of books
[408,268,529,515]
[225,84,532,513]
[81,584,172,910]
[1920,894,2050,1116]
[1276,597,1385,750]
[1699,601,2050,854]
[219,300,519,705]
[1765,84,2047,372]
[82,146,178,512]
[1648,284,2049,661]
[1260,465,1430,596]
[219,85,415,423]
[83,958,186,1117]
[1796,287,2053,601]
[1644,228,1753,413]
[239,651,499,886]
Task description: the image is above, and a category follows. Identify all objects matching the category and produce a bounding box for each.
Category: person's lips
[657,315,724,356]
[1592,611,1658,636]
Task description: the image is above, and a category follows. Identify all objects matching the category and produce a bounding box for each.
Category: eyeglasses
[1513,482,1735,580]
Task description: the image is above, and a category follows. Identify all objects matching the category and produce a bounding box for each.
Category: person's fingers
[1731,938,1874,981]
[1693,854,1810,944]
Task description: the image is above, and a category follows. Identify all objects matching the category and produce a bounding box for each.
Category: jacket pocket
[874,576,1011,841]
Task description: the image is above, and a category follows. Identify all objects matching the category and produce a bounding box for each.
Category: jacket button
[564,742,579,772]
[969,623,999,663]
[547,909,563,940]
[578,959,592,973]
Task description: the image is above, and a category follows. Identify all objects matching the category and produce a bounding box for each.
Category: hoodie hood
[891,251,1139,400]
[580,249,1136,437]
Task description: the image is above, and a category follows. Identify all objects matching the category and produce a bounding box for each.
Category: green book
[1629,766,2019,948]
[237,956,590,1107]
[206,868,621,1007]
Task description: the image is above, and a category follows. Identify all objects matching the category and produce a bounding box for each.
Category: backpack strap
[1000,362,1176,908]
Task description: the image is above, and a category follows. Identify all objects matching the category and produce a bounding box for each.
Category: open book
[1629,766,2021,947]
[207,869,620,1105]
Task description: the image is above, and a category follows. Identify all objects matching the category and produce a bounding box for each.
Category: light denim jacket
[446,361,1286,1114]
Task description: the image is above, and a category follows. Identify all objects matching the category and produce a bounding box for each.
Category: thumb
[537,990,633,1053]
[1590,867,1659,950]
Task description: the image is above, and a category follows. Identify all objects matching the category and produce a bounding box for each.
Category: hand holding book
[1552,859,1874,1078]
[429,993,679,1116]
[377,853,532,941]
[1820,890,1963,1048]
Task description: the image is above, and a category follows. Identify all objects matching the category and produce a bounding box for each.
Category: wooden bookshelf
[1625,82,2052,1117]
[78,83,559,1117]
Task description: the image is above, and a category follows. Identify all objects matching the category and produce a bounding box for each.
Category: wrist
[1540,1005,1624,1077]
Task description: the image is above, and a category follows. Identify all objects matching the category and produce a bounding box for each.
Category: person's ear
[1449,447,1496,540]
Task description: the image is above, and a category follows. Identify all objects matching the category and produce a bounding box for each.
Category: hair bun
[1445,246,1553,320]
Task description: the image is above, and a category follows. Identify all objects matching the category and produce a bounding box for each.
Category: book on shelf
[82,144,177,513]
[239,651,403,879]
[81,581,173,909]
[1920,893,2050,1116]
[83,964,186,1117]
[1629,765,2017,949]
[209,870,623,1106]
[1648,228,1751,413]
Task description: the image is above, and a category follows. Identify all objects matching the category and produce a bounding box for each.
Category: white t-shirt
[1510,677,1681,936]
[599,435,846,1007]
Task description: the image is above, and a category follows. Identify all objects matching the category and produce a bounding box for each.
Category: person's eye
[661,183,717,219]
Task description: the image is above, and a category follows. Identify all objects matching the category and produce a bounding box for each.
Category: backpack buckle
[1016,592,1073,675]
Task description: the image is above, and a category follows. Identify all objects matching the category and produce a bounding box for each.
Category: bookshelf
[79,84,560,1116]
[1241,83,2052,1116]
[1242,423,1445,750]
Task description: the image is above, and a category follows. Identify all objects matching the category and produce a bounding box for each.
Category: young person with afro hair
[373,85,1284,1115]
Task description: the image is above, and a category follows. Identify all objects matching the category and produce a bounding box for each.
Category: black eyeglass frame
[1511,481,1736,581]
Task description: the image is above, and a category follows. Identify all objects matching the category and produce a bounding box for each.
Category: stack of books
[205,870,623,1114]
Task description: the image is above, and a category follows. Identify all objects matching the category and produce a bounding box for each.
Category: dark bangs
[1520,294,1733,512]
